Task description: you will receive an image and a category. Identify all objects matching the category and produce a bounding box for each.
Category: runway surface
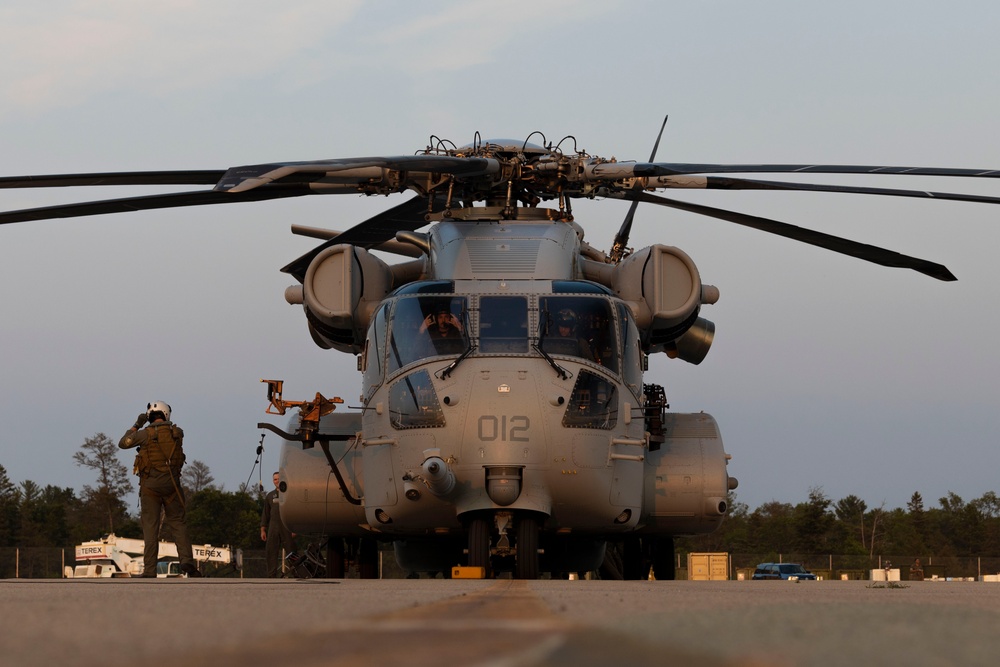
[2,578,999,666]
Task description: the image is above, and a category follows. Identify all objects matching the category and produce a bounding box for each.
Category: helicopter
[3,122,999,579]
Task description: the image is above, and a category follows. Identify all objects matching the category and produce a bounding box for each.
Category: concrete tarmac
[2,578,999,667]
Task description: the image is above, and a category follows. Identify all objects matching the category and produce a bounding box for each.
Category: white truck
[65,533,239,578]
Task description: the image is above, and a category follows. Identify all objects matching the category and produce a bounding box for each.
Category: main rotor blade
[281,195,430,280]
[622,190,956,281]
[216,155,499,193]
[0,171,224,189]
[612,116,669,263]
[646,115,669,164]
[0,187,310,225]
[634,163,1000,179]
[651,175,1000,205]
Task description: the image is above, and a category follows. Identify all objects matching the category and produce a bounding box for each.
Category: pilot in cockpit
[419,306,465,355]
[545,309,594,361]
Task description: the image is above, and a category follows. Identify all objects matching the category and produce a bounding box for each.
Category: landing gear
[468,516,491,576]
[622,536,647,580]
[325,537,345,578]
[466,512,543,579]
[515,515,539,580]
[358,537,378,579]
[651,536,676,581]
[599,536,675,580]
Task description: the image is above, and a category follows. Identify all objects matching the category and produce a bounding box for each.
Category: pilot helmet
[147,401,172,421]
[556,309,577,328]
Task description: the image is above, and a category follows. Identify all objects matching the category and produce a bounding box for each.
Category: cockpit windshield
[388,296,470,373]
[479,296,529,353]
[380,291,620,377]
[539,296,619,373]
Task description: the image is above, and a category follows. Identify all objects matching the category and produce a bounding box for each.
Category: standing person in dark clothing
[261,472,295,577]
[119,401,200,578]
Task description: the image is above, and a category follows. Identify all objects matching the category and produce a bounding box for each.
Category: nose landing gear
[514,514,539,580]
[465,511,542,579]
[467,515,492,576]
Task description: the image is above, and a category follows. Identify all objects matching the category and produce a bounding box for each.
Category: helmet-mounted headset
[146,401,171,421]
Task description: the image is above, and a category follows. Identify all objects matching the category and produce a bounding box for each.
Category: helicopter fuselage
[278,214,734,576]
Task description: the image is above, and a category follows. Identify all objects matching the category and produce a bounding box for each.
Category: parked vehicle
[65,534,239,578]
[752,562,817,580]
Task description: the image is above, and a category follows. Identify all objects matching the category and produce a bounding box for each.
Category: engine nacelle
[618,244,716,354]
[639,412,734,536]
[664,316,715,365]
[289,245,395,354]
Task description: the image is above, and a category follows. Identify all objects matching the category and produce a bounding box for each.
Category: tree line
[678,487,1000,560]
[3,433,1000,562]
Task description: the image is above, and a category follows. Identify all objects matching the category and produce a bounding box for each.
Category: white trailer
[66,534,238,578]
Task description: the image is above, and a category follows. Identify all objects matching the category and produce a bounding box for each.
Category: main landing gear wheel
[515,515,539,580]
[468,516,491,577]
[326,537,345,578]
[622,536,647,580]
[651,536,676,581]
[358,537,378,579]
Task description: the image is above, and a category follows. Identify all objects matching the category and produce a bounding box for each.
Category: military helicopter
[3,122,999,579]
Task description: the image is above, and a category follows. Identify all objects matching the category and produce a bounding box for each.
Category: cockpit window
[538,296,619,373]
[382,293,621,378]
[389,370,445,429]
[563,370,618,429]
[479,296,528,353]
[387,296,470,373]
[362,303,388,400]
[618,303,642,397]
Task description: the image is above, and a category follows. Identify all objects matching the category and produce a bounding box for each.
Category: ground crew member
[261,472,295,577]
[119,401,200,578]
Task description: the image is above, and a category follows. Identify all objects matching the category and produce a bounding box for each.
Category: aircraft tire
[598,541,624,580]
[468,516,491,577]
[358,537,378,579]
[515,516,539,580]
[622,536,646,580]
[326,537,345,578]
[651,536,676,581]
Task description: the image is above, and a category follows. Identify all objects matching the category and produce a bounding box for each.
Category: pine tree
[0,465,20,547]
[73,433,134,534]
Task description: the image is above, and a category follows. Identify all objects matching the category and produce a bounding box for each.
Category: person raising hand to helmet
[119,401,200,578]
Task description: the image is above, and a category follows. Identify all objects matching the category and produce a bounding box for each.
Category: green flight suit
[119,420,195,577]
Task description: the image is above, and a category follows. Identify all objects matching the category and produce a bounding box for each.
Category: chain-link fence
[6,546,1000,580]
[692,553,1000,581]
[0,546,408,579]
[0,547,71,579]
